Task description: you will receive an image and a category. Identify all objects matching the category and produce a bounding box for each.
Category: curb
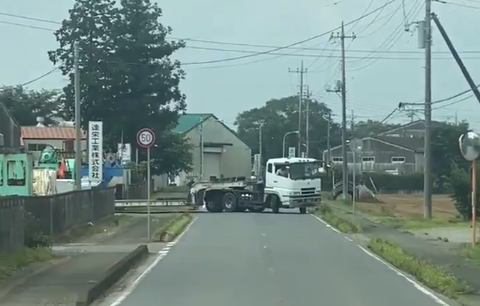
[154,213,192,242]
[75,245,149,306]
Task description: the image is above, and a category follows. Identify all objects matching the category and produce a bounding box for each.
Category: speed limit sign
[136,128,156,148]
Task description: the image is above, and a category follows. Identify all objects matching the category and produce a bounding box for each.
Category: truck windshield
[289,162,321,180]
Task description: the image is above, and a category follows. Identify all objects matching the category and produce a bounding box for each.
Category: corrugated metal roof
[173,113,213,134]
[21,126,86,139]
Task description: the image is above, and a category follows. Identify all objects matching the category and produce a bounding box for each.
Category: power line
[1,67,60,88]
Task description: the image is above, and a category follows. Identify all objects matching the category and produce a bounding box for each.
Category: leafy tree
[48,0,191,175]
[351,119,401,139]
[235,95,341,161]
[0,86,63,125]
[448,161,479,220]
[431,122,469,190]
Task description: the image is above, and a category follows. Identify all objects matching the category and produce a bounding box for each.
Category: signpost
[136,128,156,240]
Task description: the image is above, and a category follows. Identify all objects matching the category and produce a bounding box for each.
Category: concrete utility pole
[289,61,307,157]
[328,22,355,200]
[199,118,204,180]
[74,41,82,191]
[423,0,433,219]
[305,87,311,157]
[326,115,331,163]
[259,122,263,166]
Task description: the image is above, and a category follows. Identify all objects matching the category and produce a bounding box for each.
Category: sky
[1,0,480,130]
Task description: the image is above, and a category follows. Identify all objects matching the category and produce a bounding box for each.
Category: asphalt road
[112,211,455,306]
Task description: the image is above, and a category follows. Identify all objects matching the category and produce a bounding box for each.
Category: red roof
[21,126,86,139]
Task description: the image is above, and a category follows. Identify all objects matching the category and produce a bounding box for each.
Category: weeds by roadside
[368,238,471,298]
[153,213,192,242]
[460,244,480,265]
[314,204,362,233]
[0,247,53,279]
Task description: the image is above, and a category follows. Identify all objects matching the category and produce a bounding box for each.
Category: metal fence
[114,182,147,200]
[0,187,116,253]
[0,198,25,253]
[24,187,115,237]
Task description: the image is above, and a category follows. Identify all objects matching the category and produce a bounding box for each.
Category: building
[171,113,251,184]
[326,120,434,174]
[21,118,87,154]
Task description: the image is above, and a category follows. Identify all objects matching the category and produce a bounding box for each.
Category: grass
[314,204,362,233]
[56,215,134,243]
[460,244,480,265]
[368,238,472,298]
[0,247,53,279]
[153,213,192,242]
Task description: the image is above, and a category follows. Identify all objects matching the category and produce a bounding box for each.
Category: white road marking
[108,216,198,306]
[309,213,452,306]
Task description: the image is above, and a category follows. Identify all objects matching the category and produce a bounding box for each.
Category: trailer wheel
[299,207,307,214]
[248,207,265,213]
[222,192,238,212]
[271,195,280,214]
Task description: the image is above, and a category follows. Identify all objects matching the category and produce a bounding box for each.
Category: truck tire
[206,200,222,212]
[248,207,265,213]
[270,195,280,214]
[222,192,238,212]
[299,207,307,214]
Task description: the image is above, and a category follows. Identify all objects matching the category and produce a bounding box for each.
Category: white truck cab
[264,157,323,212]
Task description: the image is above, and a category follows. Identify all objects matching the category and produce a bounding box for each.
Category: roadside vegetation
[0,247,53,279]
[368,238,471,298]
[153,213,192,242]
[315,204,361,233]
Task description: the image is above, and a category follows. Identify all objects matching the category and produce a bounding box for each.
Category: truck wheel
[271,195,280,214]
[206,200,222,212]
[248,207,265,213]
[299,207,307,214]
[222,192,238,212]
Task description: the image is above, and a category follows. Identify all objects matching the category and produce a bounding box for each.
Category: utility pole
[259,123,263,167]
[74,41,82,191]
[424,0,433,219]
[305,87,311,157]
[326,114,331,163]
[327,22,355,200]
[350,110,355,135]
[199,119,204,180]
[289,61,307,157]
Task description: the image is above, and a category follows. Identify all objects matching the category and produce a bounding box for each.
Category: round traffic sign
[136,128,156,148]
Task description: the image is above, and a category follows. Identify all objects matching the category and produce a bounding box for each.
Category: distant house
[21,118,86,154]
[325,120,439,174]
[172,113,252,183]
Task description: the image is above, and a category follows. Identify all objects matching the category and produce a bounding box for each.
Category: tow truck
[191,157,324,213]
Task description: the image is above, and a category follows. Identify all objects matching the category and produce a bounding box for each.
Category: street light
[282,131,299,157]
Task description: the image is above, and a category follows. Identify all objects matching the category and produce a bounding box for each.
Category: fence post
[49,197,54,236]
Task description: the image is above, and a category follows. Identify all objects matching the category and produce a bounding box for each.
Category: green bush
[448,162,480,220]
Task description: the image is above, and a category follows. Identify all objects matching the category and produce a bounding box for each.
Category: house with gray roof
[171,113,251,184]
[325,120,433,174]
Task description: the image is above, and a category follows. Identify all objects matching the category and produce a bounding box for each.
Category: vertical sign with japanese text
[88,121,103,182]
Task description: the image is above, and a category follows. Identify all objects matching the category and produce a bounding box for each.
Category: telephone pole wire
[424,0,433,219]
[328,22,355,200]
[74,41,82,191]
[289,61,307,157]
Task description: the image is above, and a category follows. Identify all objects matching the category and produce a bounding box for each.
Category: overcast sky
[2,0,480,130]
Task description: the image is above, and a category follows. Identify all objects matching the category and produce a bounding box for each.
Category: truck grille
[301,187,316,195]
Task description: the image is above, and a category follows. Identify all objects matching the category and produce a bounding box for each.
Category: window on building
[27,143,47,151]
[362,156,375,162]
[391,156,406,163]
[332,157,343,162]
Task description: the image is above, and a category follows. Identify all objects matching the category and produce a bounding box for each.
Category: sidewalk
[0,214,175,306]
[324,203,480,294]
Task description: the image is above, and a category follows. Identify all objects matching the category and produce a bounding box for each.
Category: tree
[0,86,63,125]
[48,0,191,175]
[431,122,470,190]
[235,96,341,160]
[351,120,400,139]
